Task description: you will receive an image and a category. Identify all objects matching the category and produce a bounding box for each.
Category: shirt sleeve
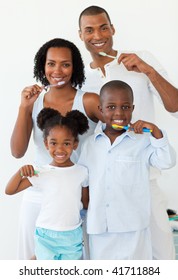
[148,130,176,169]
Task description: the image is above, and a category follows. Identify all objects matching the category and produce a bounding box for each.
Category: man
[78,5,178,259]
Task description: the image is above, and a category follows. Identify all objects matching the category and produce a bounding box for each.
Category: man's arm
[118,53,178,112]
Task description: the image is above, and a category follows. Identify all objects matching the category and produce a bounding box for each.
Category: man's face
[79,13,115,56]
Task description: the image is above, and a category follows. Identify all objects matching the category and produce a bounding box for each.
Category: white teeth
[94,43,105,47]
[113,120,124,124]
[53,78,62,81]
[55,154,65,158]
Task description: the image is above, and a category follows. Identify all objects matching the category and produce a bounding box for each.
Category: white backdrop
[0,0,178,260]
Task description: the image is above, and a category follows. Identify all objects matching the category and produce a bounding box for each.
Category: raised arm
[11,85,42,158]
[118,53,178,112]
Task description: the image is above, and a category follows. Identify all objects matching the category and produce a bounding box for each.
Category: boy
[78,80,176,259]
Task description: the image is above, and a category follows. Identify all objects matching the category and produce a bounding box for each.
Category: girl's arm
[5,165,36,195]
[81,186,89,209]
[10,85,42,158]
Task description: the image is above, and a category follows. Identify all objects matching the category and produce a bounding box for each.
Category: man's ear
[78,30,83,41]
[132,104,135,112]
[111,24,115,36]
[73,141,79,151]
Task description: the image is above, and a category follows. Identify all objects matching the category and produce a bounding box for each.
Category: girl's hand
[130,120,163,139]
[19,165,38,177]
[21,84,43,108]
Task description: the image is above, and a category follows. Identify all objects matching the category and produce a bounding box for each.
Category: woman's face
[45,47,73,86]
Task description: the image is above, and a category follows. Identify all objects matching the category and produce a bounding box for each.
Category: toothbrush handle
[142,128,152,132]
[126,126,152,132]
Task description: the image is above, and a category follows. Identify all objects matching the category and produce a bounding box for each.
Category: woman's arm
[11,85,42,158]
[81,186,89,209]
[83,92,104,123]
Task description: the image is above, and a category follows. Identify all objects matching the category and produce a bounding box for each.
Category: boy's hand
[130,120,163,139]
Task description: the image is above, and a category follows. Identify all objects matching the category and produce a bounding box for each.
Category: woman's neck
[44,86,77,116]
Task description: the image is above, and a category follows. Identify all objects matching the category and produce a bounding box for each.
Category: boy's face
[99,88,134,133]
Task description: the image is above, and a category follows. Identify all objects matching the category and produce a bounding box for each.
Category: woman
[11,38,101,259]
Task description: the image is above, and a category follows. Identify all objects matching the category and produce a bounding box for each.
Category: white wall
[0,0,177,259]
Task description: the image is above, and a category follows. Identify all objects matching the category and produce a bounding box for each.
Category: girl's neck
[50,160,74,168]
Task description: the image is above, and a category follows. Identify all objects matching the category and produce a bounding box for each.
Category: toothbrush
[99,51,117,59]
[112,124,152,132]
[20,170,39,177]
[44,80,65,90]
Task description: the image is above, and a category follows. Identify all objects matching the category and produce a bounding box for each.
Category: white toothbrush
[44,80,65,90]
[99,52,117,59]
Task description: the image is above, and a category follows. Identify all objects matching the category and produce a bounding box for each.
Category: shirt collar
[94,122,136,141]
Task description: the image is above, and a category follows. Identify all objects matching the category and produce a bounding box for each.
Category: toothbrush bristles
[99,52,107,56]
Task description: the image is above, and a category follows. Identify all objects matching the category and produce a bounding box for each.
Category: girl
[6,108,89,260]
[10,38,102,259]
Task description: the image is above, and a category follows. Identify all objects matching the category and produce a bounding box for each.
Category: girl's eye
[64,142,70,146]
[50,141,56,146]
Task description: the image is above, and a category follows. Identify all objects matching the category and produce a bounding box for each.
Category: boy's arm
[149,131,176,169]
[81,186,89,210]
[130,120,163,139]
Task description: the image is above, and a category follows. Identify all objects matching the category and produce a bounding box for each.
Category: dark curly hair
[33,38,85,88]
[37,107,89,141]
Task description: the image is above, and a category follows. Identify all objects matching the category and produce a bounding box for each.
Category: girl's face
[44,126,78,167]
[45,47,73,87]
[99,88,134,135]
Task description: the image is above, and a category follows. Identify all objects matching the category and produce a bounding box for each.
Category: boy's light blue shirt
[78,123,176,234]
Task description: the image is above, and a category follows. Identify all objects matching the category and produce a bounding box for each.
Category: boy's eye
[122,105,130,110]
[107,105,115,110]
